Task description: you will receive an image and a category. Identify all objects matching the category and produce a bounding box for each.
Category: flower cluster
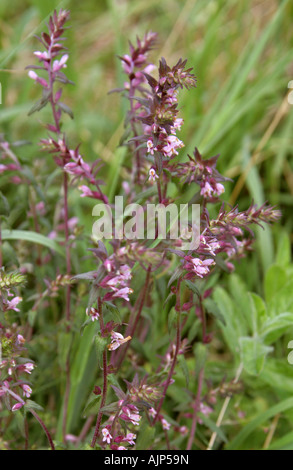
[0,325,35,412]
[141,58,196,171]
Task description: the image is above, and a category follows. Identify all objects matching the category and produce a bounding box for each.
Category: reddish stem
[29,408,55,451]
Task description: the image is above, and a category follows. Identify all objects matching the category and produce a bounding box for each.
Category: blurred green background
[0,0,292,290]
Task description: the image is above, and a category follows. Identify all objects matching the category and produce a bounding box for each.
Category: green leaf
[82,394,101,418]
[203,297,226,325]
[94,335,107,368]
[227,396,293,450]
[104,301,122,324]
[58,102,74,119]
[135,420,155,450]
[1,229,65,257]
[264,264,287,304]
[198,413,228,444]
[184,279,201,297]
[275,231,291,267]
[28,89,51,116]
[194,343,207,378]
[239,336,273,375]
[24,400,44,412]
[0,191,10,216]
[261,312,293,345]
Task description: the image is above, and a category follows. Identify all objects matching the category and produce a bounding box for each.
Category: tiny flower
[12,403,24,412]
[17,335,26,345]
[33,51,50,61]
[112,287,133,302]
[86,307,99,321]
[22,384,32,398]
[149,167,159,182]
[118,446,127,450]
[6,296,22,312]
[28,71,38,81]
[22,363,35,375]
[149,407,157,418]
[161,418,171,430]
[191,258,215,278]
[120,405,141,425]
[124,433,136,446]
[147,140,156,155]
[108,331,132,351]
[53,54,69,72]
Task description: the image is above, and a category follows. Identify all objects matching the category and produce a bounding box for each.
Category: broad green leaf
[264,264,287,305]
[261,312,293,345]
[94,335,108,368]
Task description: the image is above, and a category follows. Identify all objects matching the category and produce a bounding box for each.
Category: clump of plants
[1,10,289,451]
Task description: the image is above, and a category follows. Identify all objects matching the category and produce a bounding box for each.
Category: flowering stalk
[27,9,74,441]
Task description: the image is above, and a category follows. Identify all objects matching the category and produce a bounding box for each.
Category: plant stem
[29,408,55,451]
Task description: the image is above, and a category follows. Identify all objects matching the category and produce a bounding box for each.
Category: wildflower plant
[1,7,290,452]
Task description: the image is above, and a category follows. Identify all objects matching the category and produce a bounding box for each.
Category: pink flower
[22,363,35,375]
[28,71,49,88]
[147,139,156,155]
[34,51,50,61]
[120,405,141,426]
[52,54,69,72]
[112,287,133,302]
[108,331,131,351]
[124,433,136,446]
[12,403,24,412]
[22,384,32,398]
[191,258,215,278]
[6,296,22,312]
[86,307,99,321]
[161,418,171,430]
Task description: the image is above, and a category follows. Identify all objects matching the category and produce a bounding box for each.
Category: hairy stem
[29,408,55,451]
